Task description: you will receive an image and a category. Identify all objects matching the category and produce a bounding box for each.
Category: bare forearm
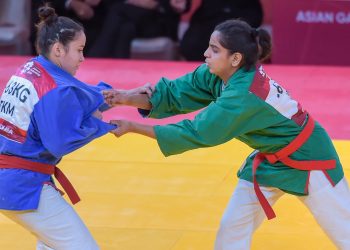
[103,84,154,109]
[124,93,152,110]
[129,122,156,139]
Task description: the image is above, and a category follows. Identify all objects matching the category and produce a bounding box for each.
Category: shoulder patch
[0,60,57,143]
[250,66,307,126]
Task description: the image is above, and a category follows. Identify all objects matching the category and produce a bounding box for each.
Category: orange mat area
[0,57,350,249]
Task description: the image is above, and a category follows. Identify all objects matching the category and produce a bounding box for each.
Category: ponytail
[214,19,272,70]
[257,28,271,61]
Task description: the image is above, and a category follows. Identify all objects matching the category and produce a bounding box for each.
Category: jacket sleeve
[147,64,222,118]
[153,88,275,156]
[33,86,115,158]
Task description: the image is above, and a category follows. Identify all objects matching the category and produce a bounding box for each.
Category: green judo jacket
[146,64,343,196]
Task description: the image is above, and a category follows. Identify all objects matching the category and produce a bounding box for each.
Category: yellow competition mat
[1,135,349,250]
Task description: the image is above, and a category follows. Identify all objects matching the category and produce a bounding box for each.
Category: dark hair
[35,5,84,57]
[214,19,271,70]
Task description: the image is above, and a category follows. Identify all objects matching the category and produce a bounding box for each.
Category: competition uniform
[140,64,350,249]
[0,55,114,249]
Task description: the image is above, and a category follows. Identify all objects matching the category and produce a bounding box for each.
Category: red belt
[0,154,80,204]
[252,116,336,220]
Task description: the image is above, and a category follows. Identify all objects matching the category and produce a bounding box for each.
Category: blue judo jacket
[0,55,115,210]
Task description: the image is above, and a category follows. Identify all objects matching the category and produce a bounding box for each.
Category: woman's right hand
[103,83,153,107]
[103,89,127,107]
[127,83,154,97]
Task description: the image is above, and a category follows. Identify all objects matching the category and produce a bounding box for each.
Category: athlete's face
[54,31,86,76]
[204,31,241,83]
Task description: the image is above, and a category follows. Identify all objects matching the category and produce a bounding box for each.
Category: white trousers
[214,171,350,250]
[1,184,99,250]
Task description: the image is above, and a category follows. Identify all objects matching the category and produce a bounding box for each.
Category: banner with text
[272,0,350,65]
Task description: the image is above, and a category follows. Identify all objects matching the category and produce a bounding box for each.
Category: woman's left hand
[109,120,132,137]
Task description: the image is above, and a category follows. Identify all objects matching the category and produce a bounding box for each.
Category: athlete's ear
[231,52,243,67]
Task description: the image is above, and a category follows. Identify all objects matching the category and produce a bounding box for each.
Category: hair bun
[38,5,57,24]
